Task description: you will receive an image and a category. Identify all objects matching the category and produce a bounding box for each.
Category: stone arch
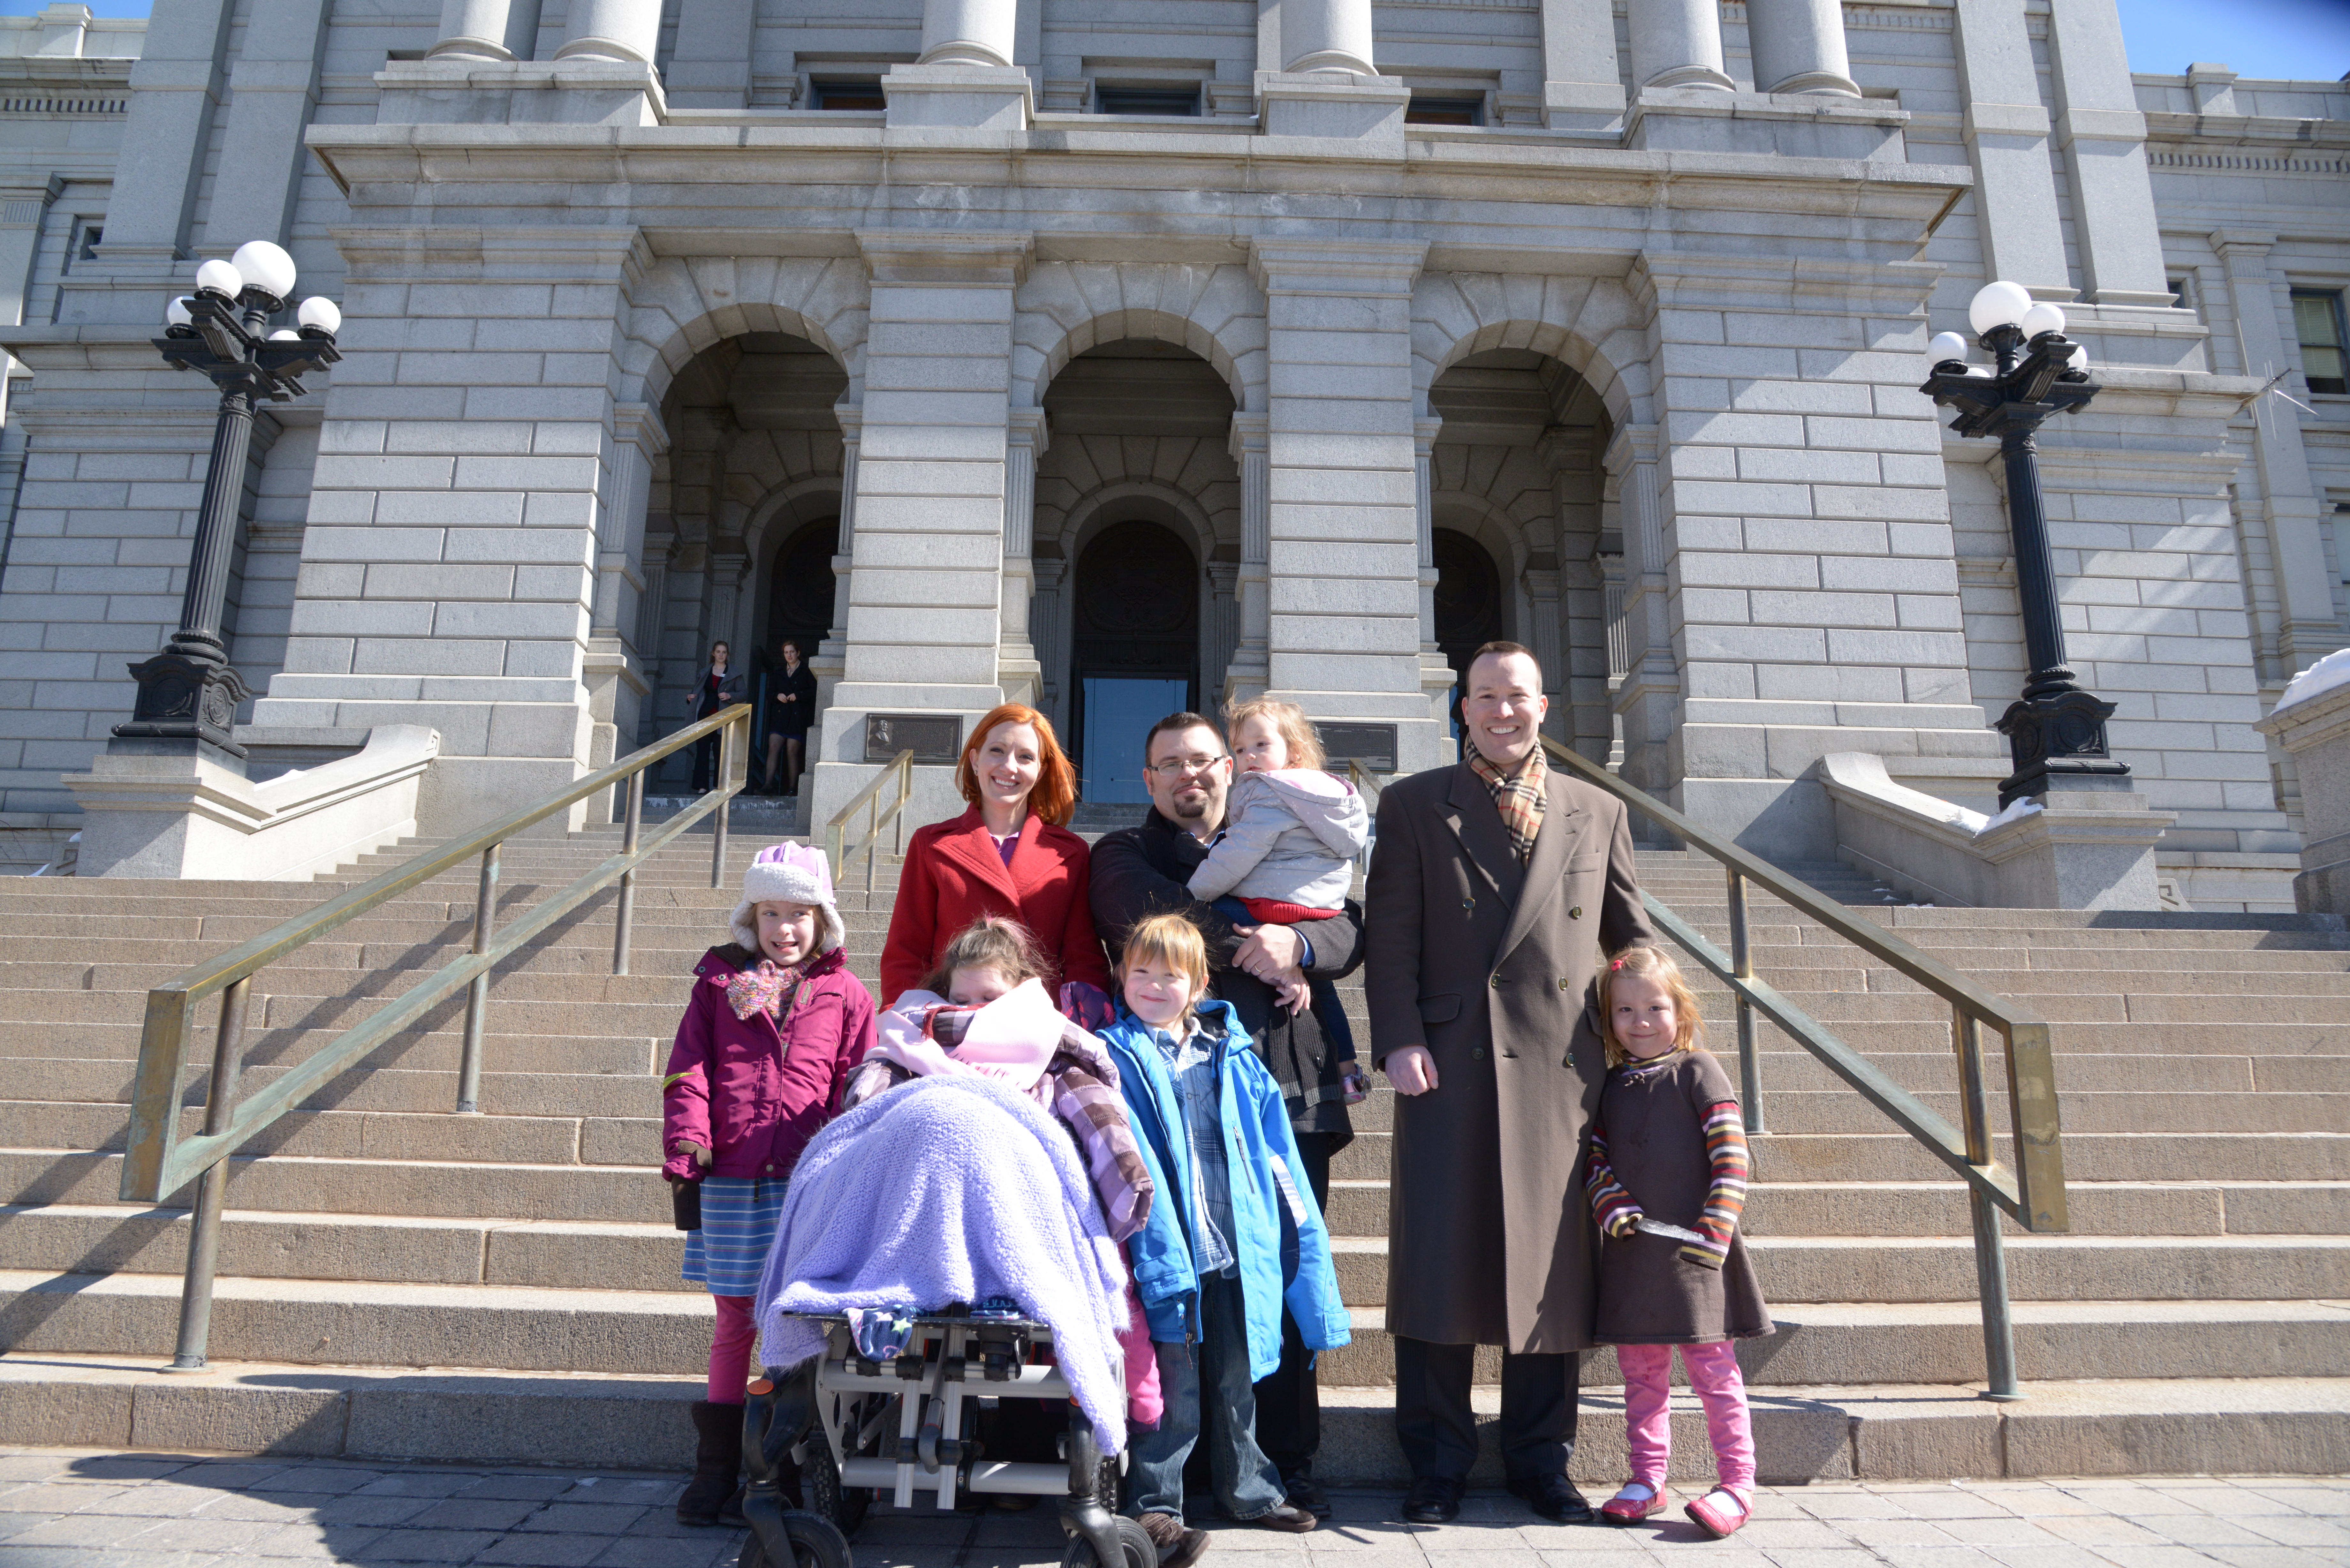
[1057,476,1222,570]
[1410,273,1651,429]
[619,255,871,408]
[1014,261,1266,411]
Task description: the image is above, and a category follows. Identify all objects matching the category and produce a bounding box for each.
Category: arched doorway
[1070,519,1199,803]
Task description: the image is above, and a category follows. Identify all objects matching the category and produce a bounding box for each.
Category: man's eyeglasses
[1146,754,1227,779]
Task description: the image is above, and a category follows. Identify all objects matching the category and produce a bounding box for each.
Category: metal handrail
[1345,759,1383,876]
[120,702,753,1370]
[1537,736,2065,1401]
[826,749,915,900]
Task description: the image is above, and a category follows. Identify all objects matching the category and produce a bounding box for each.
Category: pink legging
[709,1294,757,1405]
[1616,1341,1754,1498]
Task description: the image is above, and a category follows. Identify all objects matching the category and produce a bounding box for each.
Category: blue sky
[2,0,2346,83]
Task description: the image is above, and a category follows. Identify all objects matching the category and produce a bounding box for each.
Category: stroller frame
[741,1311,1131,1567]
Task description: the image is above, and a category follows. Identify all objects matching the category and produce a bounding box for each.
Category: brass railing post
[1726,868,1764,1133]
[1954,1006,2023,1400]
[164,975,252,1372]
[711,717,733,889]
[613,772,644,976]
[456,844,499,1115]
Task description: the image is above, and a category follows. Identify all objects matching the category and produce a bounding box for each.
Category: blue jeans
[1126,1271,1286,1523]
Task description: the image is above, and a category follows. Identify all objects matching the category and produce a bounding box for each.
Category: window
[1095,85,1199,117]
[2294,288,2348,396]
[1405,94,1483,126]
[2168,276,2192,310]
[62,219,98,273]
[810,78,884,111]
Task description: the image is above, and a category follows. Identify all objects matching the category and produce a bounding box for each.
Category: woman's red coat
[878,806,1113,1003]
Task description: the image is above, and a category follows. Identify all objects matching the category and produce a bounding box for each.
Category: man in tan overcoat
[1364,641,1654,1525]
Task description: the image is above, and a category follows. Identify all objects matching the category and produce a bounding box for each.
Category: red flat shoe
[1600,1484,1666,1526]
[1684,1487,1751,1538]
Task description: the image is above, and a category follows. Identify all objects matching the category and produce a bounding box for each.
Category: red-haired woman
[878,703,1113,1006]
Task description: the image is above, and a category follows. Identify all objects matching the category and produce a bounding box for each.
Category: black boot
[678,1399,745,1526]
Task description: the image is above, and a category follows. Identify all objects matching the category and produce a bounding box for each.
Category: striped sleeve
[1586,1121,1643,1239]
[1680,1099,1748,1270]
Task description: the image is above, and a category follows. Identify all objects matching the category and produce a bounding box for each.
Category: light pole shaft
[171,383,255,664]
[1999,423,2073,695]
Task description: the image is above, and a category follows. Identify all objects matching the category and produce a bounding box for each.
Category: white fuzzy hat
[730,842,845,956]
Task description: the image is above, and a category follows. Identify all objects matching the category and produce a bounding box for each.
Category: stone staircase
[1,820,2346,1482]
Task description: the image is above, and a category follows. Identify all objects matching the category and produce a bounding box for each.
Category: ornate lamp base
[1994,686,2130,808]
[112,652,252,758]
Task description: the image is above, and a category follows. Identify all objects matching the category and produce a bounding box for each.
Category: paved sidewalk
[0,1448,2344,1566]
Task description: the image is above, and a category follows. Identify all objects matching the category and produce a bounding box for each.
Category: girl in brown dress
[1585,945,1772,1539]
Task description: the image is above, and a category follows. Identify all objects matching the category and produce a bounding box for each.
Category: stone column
[1225,412,1271,702]
[0,180,58,342]
[810,403,860,759]
[94,0,233,267]
[1628,0,1734,93]
[427,0,541,60]
[1206,561,1240,710]
[557,0,660,64]
[921,0,1015,66]
[1251,239,1445,772]
[1746,0,1859,96]
[708,551,748,662]
[1032,554,1068,732]
[809,231,1028,833]
[1539,0,1626,130]
[2258,684,2350,915]
[1280,0,1374,75]
[2213,231,2342,672]
[1412,416,1455,725]
[886,0,1030,128]
[200,0,330,260]
[1605,423,1679,793]
[999,405,1047,709]
[2045,0,2172,305]
[1951,0,2072,298]
[635,529,672,748]
[582,402,664,810]
[1523,561,1564,732]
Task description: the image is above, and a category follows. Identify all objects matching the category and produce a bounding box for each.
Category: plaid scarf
[1467,742,1548,864]
[725,958,808,1021]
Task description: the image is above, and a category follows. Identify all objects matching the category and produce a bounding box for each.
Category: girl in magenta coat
[662,842,876,1526]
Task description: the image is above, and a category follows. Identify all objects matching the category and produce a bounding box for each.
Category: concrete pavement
[0,1446,2344,1566]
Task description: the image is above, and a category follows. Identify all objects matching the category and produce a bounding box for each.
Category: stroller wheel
[803,1443,868,1538]
[740,1509,851,1568]
[1058,1514,1155,1568]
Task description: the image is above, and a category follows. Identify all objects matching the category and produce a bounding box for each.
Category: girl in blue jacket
[1100,913,1350,1560]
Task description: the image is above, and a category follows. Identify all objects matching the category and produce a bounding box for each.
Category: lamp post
[115,240,341,763]
[1921,280,2124,809]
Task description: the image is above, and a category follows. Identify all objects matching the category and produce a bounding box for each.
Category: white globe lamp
[296,297,342,337]
[193,259,243,301]
[164,296,194,331]
[1928,331,1968,365]
[1967,280,2034,338]
[230,240,297,303]
[2019,302,2067,342]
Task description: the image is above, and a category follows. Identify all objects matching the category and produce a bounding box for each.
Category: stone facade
[0,0,2340,906]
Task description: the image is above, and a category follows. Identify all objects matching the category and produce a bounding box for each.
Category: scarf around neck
[1467,741,1548,864]
[727,958,809,1021]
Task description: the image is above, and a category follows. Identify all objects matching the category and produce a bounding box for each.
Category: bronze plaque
[865,713,963,765]
[1318,722,1398,773]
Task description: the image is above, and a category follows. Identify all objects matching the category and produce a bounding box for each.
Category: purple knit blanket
[753,1074,1132,1453]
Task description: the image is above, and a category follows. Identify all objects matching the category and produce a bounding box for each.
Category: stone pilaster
[998,404,1046,709]
[91,0,232,277]
[1538,0,1625,132]
[667,0,754,107]
[2212,230,2342,673]
[1251,239,1445,773]
[2046,0,2172,307]
[1606,422,1679,795]
[197,0,331,255]
[1224,412,1270,702]
[809,230,1028,832]
[1950,0,2073,299]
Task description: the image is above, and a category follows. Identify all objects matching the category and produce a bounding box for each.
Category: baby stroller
[739,1308,1152,1568]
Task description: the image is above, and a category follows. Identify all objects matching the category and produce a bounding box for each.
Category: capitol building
[0,0,2342,908]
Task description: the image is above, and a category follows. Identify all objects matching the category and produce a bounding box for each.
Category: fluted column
[1607,424,1679,791]
[1413,417,1457,724]
[1206,562,1240,710]
[1033,555,1068,733]
[811,404,860,753]
[1281,0,1375,75]
[999,406,1046,709]
[429,0,541,59]
[1629,0,1734,92]
[1747,0,1859,95]
[557,0,659,63]
[709,551,748,661]
[920,0,1016,67]
[1225,413,1271,702]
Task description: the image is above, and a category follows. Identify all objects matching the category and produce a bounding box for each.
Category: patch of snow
[1971,797,2044,837]
[2276,647,2350,712]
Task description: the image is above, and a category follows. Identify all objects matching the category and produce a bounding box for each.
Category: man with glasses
[1090,710,1363,1525]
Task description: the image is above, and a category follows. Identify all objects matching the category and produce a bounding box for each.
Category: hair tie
[1609,957,1626,972]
